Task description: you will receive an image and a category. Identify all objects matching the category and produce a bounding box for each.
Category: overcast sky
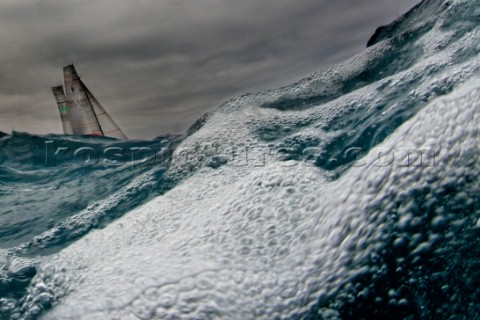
[0,0,419,139]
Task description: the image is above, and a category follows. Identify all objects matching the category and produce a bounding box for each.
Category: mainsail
[51,65,128,139]
[52,85,73,135]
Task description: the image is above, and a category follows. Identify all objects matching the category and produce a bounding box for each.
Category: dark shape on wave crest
[367,0,451,47]
[186,112,210,137]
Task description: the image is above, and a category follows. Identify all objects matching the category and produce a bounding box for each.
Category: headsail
[52,64,128,139]
[81,81,128,140]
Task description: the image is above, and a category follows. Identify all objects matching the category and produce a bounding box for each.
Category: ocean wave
[1,0,479,319]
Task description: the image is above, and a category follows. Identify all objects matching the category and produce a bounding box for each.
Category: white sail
[51,85,73,134]
[82,81,128,140]
[63,65,103,136]
[53,64,128,139]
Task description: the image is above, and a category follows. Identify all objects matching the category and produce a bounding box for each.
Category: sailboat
[52,65,128,140]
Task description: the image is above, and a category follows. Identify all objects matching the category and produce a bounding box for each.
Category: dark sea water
[1,0,480,319]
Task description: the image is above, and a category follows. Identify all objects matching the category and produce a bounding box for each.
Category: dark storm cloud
[0,0,419,139]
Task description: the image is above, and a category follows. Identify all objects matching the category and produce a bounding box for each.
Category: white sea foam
[33,75,480,320]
